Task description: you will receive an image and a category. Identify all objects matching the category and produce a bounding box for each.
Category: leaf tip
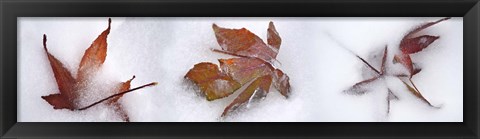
[269,21,274,26]
[43,34,47,49]
[212,23,219,30]
[108,18,112,27]
[441,17,451,22]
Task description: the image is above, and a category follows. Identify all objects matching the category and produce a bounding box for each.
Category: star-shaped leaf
[185,22,291,117]
[344,18,449,115]
[41,18,157,122]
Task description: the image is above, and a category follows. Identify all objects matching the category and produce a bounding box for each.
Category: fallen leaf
[41,34,77,110]
[77,18,111,81]
[222,75,273,117]
[273,69,291,98]
[186,22,291,117]
[218,57,274,85]
[212,22,279,62]
[41,18,157,122]
[396,17,450,75]
[343,18,449,116]
[185,62,241,101]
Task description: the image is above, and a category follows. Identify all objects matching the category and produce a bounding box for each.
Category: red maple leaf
[344,17,450,114]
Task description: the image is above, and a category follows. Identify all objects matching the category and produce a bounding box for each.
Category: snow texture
[18,17,462,122]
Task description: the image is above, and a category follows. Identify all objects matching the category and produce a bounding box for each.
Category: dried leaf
[41,34,77,110]
[222,75,273,117]
[77,18,111,81]
[393,54,414,75]
[41,94,74,110]
[41,18,156,122]
[380,46,388,74]
[344,76,379,95]
[187,22,290,117]
[108,75,135,104]
[401,80,435,107]
[273,69,290,98]
[185,62,241,101]
[212,23,278,62]
[397,17,450,75]
[404,17,450,39]
[218,57,274,85]
[400,35,439,54]
[267,21,281,50]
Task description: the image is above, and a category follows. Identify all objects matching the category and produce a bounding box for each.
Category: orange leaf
[41,93,74,110]
[108,75,135,104]
[41,34,77,110]
[187,22,290,117]
[185,62,241,101]
[77,18,111,81]
[41,18,156,122]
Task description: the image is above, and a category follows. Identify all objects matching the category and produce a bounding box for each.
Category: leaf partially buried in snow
[222,75,273,117]
[394,17,450,75]
[41,18,157,122]
[273,69,291,98]
[185,22,291,117]
[212,22,280,63]
[343,18,449,116]
[185,62,241,101]
[218,57,274,85]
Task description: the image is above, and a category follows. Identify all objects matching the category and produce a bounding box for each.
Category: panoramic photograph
[18,17,462,122]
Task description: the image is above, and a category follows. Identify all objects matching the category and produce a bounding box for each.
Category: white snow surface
[18,17,462,122]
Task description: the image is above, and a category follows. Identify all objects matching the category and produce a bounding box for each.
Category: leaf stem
[78,82,158,110]
[408,78,433,107]
[325,32,381,75]
[356,55,381,75]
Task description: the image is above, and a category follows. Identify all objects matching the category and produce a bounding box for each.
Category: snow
[18,17,462,122]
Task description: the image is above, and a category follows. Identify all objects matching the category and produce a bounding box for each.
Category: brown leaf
[41,18,156,122]
[187,22,290,117]
[267,21,281,50]
[212,23,278,62]
[185,62,241,101]
[77,18,111,81]
[41,34,77,110]
[41,93,74,110]
[108,75,135,104]
[273,69,290,98]
[218,57,274,85]
[112,102,130,122]
[222,75,273,117]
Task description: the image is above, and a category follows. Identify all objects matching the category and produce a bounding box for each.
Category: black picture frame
[1,0,478,138]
